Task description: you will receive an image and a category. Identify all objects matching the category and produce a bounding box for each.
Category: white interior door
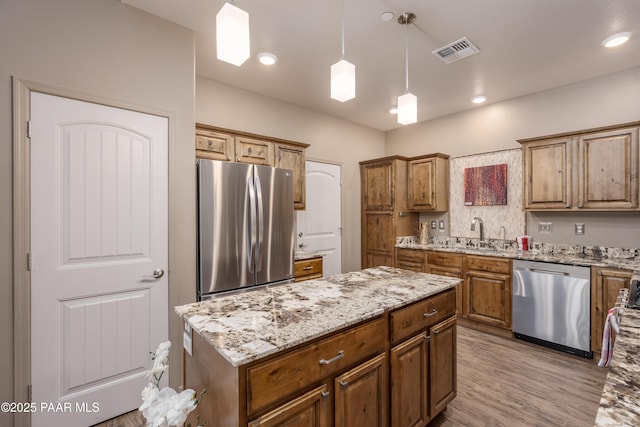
[30,92,168,426]
[296,161,342,276]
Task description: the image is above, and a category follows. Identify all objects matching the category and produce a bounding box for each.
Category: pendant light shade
[397,13,417,125]
[330,0,355,102]
[331,59,356,102]
[216,2,250,66]
[397,92,417,125]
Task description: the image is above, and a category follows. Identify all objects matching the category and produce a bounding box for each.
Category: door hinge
[27,120,32,139]
[27,384,32,403]
[27,253,32,271]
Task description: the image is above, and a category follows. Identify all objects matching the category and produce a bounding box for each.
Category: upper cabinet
[520,122,639,210]
[408,153,450,211]
[196,123,309,209]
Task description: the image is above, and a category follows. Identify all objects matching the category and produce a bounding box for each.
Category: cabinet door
[464,270,511,329]
[408,158,435,210]
[577,127,638,209]
[236,136,274,165]
[591,268,633,353]
[362,213,394,268]
[522,138,572,209]
[334,353,388,427]
[195,128,234,161]
[362,161,394,210]
[248,384,331,427]
[276,143,306,209]
[390,333,429,427]
[429,317,457,417]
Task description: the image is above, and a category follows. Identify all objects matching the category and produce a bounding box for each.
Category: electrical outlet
[430,221,437,229]
[575,223,585,235]
[538,222,552,234]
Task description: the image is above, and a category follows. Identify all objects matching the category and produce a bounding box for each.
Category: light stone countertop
[594,291,640,426]
[175,267,461,367]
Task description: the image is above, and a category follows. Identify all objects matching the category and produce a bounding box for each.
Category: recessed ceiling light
[389,106,398,114]
[257,52,278,65]
[471,95,487,104]
[601,32,632,48]
[381,12,394,22]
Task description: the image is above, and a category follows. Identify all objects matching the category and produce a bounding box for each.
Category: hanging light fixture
[331,0,355,102]
[216,1,250,66]
[397,13,417,125]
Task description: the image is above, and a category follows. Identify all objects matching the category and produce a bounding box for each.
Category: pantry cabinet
[196,123,309,209]
[407,154,450,212]
[591,267,634,354]
[520,122,639,210]
[360,156,418,268]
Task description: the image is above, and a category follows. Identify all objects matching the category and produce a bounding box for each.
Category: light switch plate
[183,330,193,356]
[439,220,445,230]
[575,223,585,235]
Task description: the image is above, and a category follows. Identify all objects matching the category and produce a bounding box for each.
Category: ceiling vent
[432,37,480,64]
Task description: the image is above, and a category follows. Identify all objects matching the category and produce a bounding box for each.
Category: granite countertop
[594,292,640,426]
[175,267,461,367]
[397,242,640,271]
[294,249,324,261]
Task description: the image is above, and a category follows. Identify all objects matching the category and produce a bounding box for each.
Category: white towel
[597,308,620,367]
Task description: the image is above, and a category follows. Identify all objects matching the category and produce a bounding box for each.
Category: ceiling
[123,0,640,132]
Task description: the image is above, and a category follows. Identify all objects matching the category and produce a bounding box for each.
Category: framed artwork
[464,164,507,206]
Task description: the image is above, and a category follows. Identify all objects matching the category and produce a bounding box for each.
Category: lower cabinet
[591,267,634,354]
[425,251,464,315]
[248,384,331,427]
[463,255,512,329]
[396,248,426,272]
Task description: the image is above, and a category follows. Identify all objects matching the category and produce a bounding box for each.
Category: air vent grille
[432,37,480,64]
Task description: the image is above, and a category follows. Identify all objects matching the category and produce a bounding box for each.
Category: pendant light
[331,0,355,102]
[216,1,250,66]
[397,13,417,125]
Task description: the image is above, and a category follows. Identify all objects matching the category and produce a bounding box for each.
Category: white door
[296,161,342,276]
[30,92,168,426]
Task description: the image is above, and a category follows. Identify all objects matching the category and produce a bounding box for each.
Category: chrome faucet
[499,225,506,250]
[471,217,485,243]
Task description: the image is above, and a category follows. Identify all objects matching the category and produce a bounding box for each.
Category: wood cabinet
[407,154,449,211]
[463,255,512,330]
[425,251,464,314]
[294,257,323,282]
[196,123,309,209]
[184,289,458,427]
[395,248,426,272]
[520,122,639,210]
[389,290,457,427]
[591,267,633,354]
[360,157,418,268]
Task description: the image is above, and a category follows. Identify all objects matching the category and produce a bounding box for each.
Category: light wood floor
[97,325,607,427]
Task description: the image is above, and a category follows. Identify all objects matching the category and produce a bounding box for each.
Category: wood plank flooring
[96,325,608,427]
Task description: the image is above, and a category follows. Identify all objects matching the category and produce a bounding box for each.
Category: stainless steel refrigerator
[196,159,294,299]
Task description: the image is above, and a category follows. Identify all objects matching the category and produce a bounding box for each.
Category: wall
[386,67,640,248]
[195,76,386,273]
[0,0,195,422]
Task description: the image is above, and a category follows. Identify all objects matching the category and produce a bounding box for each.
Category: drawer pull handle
[303,266,314,270]
[319,350,344,365]
[321,390,330,399]
[423,309,438,318]
[338,380,349,389]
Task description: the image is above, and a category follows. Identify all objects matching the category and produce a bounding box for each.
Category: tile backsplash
[449,148,524,240]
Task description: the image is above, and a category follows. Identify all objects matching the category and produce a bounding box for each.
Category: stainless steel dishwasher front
[512,260,592,358]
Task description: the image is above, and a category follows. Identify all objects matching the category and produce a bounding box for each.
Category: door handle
[143,269,165,280]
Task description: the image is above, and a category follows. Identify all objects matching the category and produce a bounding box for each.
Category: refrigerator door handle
[254,169,264,272]
[247,175,257,273]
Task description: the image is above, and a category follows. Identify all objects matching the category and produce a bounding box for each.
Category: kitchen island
[175,266,461,427]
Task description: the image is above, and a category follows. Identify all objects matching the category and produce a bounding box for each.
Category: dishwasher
[512,260,592,358]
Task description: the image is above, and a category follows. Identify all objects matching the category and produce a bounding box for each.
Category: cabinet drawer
[426,251,463,268]
[294,257,323,281]
[247,316,386,415]
[396,248,426,262]
[390,290,456,344]
[465,255,511,274]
